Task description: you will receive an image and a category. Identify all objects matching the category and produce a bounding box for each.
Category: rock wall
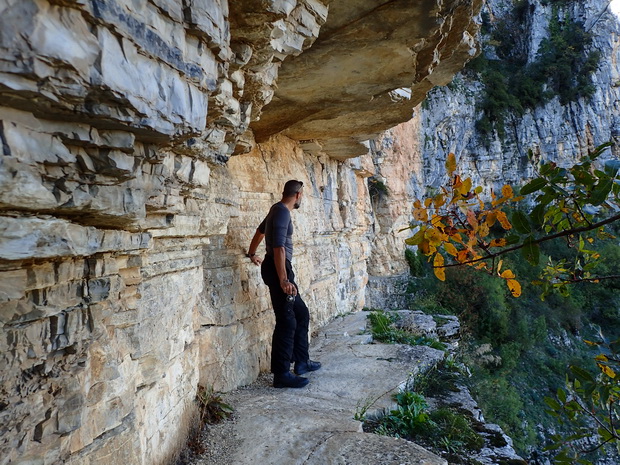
[418,0,620,191]
[0,1,481,464]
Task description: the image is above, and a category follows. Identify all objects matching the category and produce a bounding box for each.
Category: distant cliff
[418,0,620,190]
[365,0,620,297]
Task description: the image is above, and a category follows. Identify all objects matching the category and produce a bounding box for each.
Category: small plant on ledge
[368,310,446,351]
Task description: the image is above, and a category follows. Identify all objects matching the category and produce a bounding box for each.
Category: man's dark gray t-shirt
[258,202,293,262]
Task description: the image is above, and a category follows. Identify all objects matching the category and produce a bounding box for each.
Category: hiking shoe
[294,360,322,375]
[273,372,310,389]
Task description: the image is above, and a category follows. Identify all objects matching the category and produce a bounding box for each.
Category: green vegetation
[195,384,233,425]
[404,137,620,463]
[405,248,424,277]
[183,385,234,457]
[368,176,389,201]
[412,357,463,398]
[545,337,620,464]
[405,232,620,458]
[468,2,600,140]
[367,309,446,350]
[364,390,484,462]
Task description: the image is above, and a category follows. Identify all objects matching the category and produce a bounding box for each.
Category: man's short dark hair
[283,180,304,197]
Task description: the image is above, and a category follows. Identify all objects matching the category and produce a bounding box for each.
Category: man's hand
[280,279,297,296]
[247,229,265,266]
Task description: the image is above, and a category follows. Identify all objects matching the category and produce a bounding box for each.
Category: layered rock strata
[0,1,482,465]
[252,0,482,160]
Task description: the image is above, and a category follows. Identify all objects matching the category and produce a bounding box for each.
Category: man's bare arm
[274,246,296,296]
[247,229,264,266]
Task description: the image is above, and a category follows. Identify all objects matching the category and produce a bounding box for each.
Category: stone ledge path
[197,311,448,465]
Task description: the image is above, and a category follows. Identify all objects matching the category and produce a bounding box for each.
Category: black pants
[261,255,310,375]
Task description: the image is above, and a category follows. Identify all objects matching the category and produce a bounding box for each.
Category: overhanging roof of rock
[251,0,481,160]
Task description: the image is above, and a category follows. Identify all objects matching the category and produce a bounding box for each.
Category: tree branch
[438,212,620,269]
[558,275,620,284]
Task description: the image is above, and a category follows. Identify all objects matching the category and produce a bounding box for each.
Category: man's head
[283,180,304,209]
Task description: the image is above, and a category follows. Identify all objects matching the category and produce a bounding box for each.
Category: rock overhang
[250,0,482,160]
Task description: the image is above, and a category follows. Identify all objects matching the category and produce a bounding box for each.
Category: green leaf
[589,141,613,160]
[537,191,556,206]
[530,204,545,226]
[551,168,569,183]
[543,441,563,451]
[540,162,555,176]
[604,159,620,177]
[598,427,614,441]
[520,177,548,195]
[609,339,620,355]
[505,235,521,245]
[521,236,540,266]
[573,169,596,187]
[544,397,562,411]
[570,365,595,383]
[590,175,614,206]
[550,183,569,196]
[512,210,532,234]
[557,387,567,403]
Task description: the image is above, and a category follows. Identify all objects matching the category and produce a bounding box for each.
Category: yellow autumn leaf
[497,259,503,274]
[466,210,479,229]
[446,153,457,174]
[433,194,446,209]
[444,242,458,257]
[419,239,431,255]
[486,212,497,227]
[501,269,516,279]
[598,363,616,379]
[425,228,444,246]
[424,198,433,207]
[583,340,600,346]
[456,250,468,263]
[489,238,507,247]
[595,354,609,362]
[507,278,522,297]
[433,253,446,281]
[496,211,512,230]
[414,199,421,208]
[431,214,445,227]
[478,223,490,238]
[502,184,514,199]
[458,177,472,197]
[452,233,464,244]
[413,208,428,222]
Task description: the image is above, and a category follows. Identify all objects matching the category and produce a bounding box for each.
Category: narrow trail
[189,311,447,465]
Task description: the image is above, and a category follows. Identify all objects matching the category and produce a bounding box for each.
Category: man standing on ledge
[247,180,321,388]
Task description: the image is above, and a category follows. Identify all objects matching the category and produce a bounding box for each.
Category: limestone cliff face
[253,0,482,159]
[418,0,620,190]
[0,1,480,464]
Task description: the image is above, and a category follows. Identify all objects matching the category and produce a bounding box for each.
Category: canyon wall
[0,1,480,464]
[417,0,620,190]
